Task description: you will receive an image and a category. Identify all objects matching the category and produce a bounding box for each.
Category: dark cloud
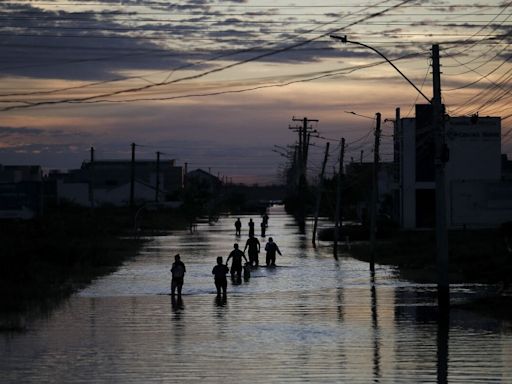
[0,143,91,170]
[0,126,90,141]
[0,3,211,80]
[0,0,503,85]
[0,126,48,136]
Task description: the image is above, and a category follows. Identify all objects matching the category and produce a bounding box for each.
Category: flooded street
[1,205,511,383]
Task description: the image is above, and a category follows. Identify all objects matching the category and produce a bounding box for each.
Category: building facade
[398,104,510,229]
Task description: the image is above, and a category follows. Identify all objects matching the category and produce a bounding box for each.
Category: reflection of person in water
[226,243,248,281]
[212,256,230,299]
[244,234,260,267]
[265,237,282,267]
[248,218,255,237]
[170,254,186,299]
[235,218,242,236]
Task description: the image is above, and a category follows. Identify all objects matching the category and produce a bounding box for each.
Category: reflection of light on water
[1,206,512,383]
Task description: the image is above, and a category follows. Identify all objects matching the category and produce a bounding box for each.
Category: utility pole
[360,150,364,164]
[293,117,318,179]
[155,151,160,203]
[130,142,136,208]
[90,146,95,209]
[432,44,449,310]
[370,113,381,271]
[288,123,302,186]
[290,117,318,232]
[334,138,345,259]
[395,107,403,228]
[184,162,188,189]
[312,142,330,246]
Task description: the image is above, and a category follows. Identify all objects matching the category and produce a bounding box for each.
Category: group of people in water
[234,214,268,238]
[170,214,282,303]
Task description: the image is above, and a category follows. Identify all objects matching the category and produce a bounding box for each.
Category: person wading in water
[264,237,282,267]
[235,218,242,236]
[226,243,248,282]
[212,256,229,300]
[244,234,261,267]
[170,254,186,300]
[248,218,255,237]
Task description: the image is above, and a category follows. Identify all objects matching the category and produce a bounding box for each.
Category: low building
[52,160,183,207]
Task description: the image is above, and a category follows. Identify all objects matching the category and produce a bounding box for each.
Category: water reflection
[0,206,511,383]
[437,307,449,384]
[370,270,381,382]
[214,296,227,308]
[171,296,185,311]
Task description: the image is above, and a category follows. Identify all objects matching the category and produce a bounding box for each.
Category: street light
[344,111,376,120]
[331,35,449,310]
[330,35,431,104]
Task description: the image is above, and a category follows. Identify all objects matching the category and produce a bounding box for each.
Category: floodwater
[1,206,511,383]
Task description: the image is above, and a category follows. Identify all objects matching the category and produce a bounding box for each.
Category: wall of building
[450,180,512,227]
[399,112,505,229]
[446,117,501,181]
[94,181,156,206]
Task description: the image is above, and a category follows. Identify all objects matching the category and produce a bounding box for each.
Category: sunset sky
[0,0,510,184]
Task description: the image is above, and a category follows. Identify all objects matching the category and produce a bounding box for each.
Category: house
[396,104,512,228]
[185,169,222,195]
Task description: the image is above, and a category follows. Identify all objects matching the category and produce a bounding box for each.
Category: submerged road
[1,205,511,383]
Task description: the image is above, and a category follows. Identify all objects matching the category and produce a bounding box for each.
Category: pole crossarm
[330,35,431,104]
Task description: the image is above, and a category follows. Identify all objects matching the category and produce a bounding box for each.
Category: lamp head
[330,34,348,43]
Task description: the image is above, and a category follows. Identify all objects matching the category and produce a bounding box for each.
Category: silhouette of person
[265,237,282,267]
[244,234,261,267]
[260,221,266,237]
[248,218,255,237]
[226,243,248,281]
[262,213,269,227]
[170,254,186,299]
[212,256,230,299]
[235,218,242,236]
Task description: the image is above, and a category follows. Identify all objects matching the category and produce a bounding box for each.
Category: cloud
[0,126,48,137]
[0,3,209,80]
[0,125,90,145]
[2,0,469,83]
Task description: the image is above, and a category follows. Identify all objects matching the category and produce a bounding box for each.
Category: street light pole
[432,44,449,311]
[331,35,449,308]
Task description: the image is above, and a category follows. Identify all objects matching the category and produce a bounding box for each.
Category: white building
[398,104,511,229]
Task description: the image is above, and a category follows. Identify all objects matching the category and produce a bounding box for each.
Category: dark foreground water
[1,206,511,383]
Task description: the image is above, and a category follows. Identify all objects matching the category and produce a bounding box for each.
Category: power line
[0,0,414,112]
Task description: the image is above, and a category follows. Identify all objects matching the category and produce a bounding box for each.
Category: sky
[0,0,510,184]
